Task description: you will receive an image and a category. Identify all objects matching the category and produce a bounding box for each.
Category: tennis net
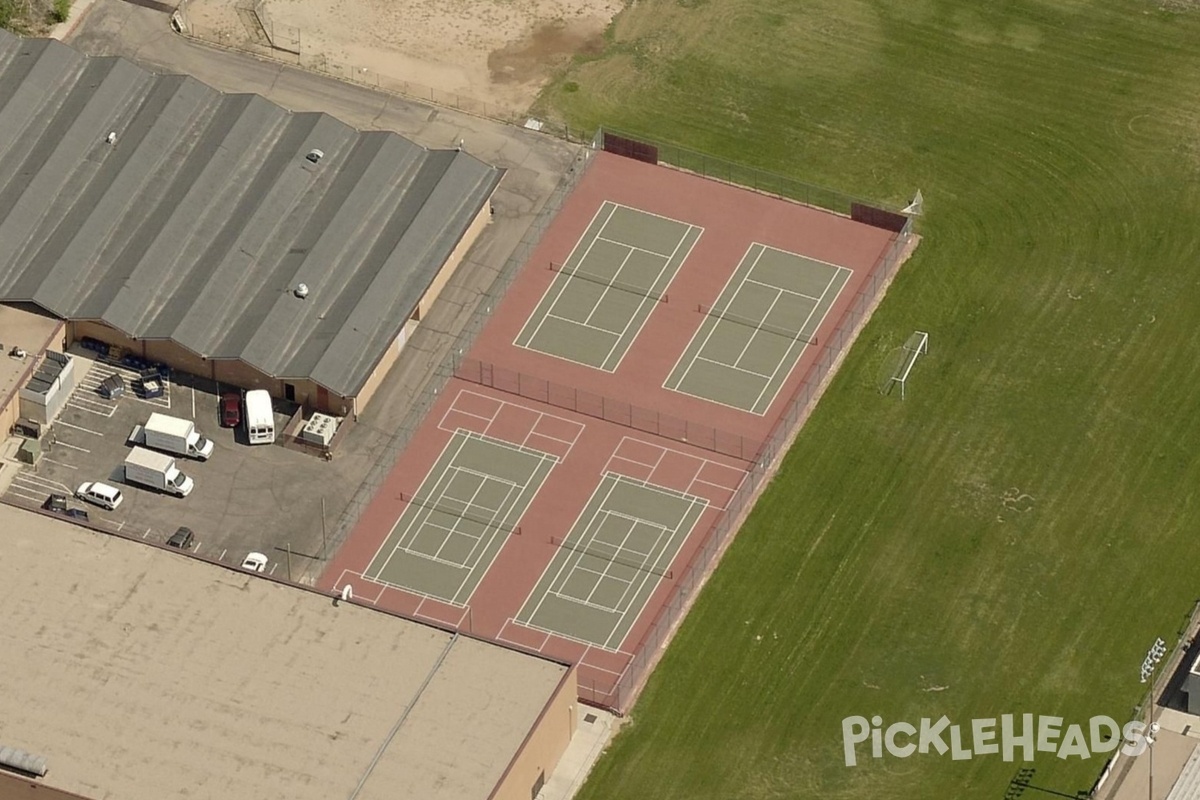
[551,535,673,578]
[550,261,668,303]
[399,492,522,536]
[698,304,817,345]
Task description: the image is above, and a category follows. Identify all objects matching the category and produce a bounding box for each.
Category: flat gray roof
[0,503,567,800]
[0,30,502,398]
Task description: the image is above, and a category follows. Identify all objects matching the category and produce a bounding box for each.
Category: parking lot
[3,350,367,580]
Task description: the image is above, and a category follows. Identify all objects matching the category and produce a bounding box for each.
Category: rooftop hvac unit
[0,745,48,777]
[300,412,339,446]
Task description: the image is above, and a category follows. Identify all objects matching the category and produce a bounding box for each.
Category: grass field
[539,1,1200,797]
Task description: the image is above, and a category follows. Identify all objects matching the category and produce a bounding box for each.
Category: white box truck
[124,447,194,497]
[138,413,214,460]
[244,389,275,445]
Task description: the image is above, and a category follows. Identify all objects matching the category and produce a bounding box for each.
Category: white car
[241,552,268,573]
[75,482,124,511]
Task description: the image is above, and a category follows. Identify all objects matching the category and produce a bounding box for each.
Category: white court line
[691,254,775,375]
[520,476,622,623]
[439,390,586,460]
[516,203,617,348]
[696,354,773,380]
[745,276,823,303]
[594,235,677,259]
[584,514,672,610]
[57,420,104,436]
[602,223,701,374]
[750,266,849,413]
[370,433,473,579]
[582,245,636,328]
[429,473,511,563]
[729,287,784,368]
[663,242,764,391]
[332,570,388,605]
[545,311,622,337]
[438,390,501,433]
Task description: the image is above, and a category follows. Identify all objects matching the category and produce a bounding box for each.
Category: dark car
[166,527,195,549]
[42,494,89,522]
[221,392,241,428]
[42,494,68,513]
[98,373,125,400]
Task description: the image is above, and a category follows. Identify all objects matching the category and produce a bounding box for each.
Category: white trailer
[244,390,275,445]
[124,447,194,497]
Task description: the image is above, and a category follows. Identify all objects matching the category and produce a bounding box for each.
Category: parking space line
[6,488,42,503]
[57,421,104,436]
[219,549,228,560]
[42,458,77,470]
[53,441,90,454]
[15,473,72,492]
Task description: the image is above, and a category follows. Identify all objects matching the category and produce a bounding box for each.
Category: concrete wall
[417,198,492,321]
[489,666,578,800]
[0,773,93,800]
[354,318,417,418]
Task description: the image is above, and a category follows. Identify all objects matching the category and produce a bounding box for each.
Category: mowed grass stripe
[543,1,1200,798]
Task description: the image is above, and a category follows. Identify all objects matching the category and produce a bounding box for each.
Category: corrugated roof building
[0,30,502,415]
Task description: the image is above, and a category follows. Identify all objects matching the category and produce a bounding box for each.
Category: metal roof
[0,30,503,397]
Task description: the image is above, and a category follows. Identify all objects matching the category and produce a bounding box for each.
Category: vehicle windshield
[195,436,210,449]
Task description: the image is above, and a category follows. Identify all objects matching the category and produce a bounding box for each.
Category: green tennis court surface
[515,201,701,371]
[364,430,557,605]
[516,473,707,651]
[665,244,851,415]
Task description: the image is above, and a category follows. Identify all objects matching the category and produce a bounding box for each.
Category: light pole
[1141,637,1167,800]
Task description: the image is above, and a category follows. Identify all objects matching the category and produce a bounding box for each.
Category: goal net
[878,331,928,399]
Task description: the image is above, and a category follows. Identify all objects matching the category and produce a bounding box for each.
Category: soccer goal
[879,331,929,399]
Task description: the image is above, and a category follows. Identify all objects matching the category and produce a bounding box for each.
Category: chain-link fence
[453,359,761,462]
[582,217,915,712]
[599,127,891,217]
[295,138,599,584]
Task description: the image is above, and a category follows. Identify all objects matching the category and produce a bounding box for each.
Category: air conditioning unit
[0,744,48,777]
[300,413,339,446]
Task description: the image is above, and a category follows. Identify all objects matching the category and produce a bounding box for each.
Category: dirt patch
[489,19,606,85]
[183,0,620,115]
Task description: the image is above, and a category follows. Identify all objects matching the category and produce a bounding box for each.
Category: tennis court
[515,473,707,651]
[515,201,702,371]
[665,244,851,414]
[363,430,557,606]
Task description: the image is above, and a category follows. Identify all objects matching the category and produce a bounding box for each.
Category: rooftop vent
[0,745,47,777]
[305,149,324,164]
[294,283,309,299]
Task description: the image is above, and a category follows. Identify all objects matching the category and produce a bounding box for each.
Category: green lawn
[540,1,1200,797]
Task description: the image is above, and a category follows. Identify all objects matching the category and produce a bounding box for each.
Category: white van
[75,481,124,511]
[244,389,275,445]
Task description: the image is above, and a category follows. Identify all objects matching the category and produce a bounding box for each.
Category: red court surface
[321,151,902,710]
